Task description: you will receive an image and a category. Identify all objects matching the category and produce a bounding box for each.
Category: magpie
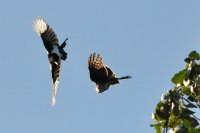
[88,53,132,93]
[33,18,68,106]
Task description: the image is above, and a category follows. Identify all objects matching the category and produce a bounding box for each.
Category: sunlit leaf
[151,51,200,132]
[154,124,162,133]
[171,69,187,84]
[182,87,191,96]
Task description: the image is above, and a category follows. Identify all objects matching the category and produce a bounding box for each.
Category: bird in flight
[88,53,132,93]
[33,18,68,106]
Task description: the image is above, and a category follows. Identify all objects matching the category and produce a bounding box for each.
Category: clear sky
[0,0,200,133]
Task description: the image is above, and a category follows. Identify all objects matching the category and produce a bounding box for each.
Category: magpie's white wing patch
[33,18,59,53]
[33,18,47,35]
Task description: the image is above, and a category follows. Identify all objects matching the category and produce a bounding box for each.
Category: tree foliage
[151,51,200,133]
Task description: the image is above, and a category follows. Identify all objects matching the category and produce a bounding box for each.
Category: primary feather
[33,18,59,53]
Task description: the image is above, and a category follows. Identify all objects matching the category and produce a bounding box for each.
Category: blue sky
[1,0,200,132]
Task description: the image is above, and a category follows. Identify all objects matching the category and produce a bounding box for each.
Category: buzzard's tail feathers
[118,75,132,80]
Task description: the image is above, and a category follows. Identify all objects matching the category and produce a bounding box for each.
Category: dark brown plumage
[88,53,132,93]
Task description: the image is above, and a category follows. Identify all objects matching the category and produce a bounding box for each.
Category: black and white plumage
[33,18,68,106]
[88,53,132,93]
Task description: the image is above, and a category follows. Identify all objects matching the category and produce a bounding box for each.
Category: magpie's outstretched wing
[33,18,59,53]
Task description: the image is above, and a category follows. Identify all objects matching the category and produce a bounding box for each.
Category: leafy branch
[151,51,200,133]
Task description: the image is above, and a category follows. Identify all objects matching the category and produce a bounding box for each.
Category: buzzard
[88,53,132,93]
[33,18,68,106]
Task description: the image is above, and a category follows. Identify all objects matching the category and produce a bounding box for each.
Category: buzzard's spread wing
[105,65,120,85]
[88,53,119,93]
[88,53,108,83]
[33,18,59,53]
[95,83,110,93]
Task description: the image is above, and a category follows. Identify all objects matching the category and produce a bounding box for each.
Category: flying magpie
[33,18,68,106]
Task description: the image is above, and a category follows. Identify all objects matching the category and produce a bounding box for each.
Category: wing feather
[33,18,59,53]
[96,83,110,93]
[88,53,121,93]
[105,65,120,85]
[88,53,132,93]
[88,53,108,83]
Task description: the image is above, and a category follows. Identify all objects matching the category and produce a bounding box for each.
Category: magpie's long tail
[118,75,132,80]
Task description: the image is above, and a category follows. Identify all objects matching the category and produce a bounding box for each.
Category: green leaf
[171,69,187,84]
[150,123,162,133]
[182,119,191,127]
[185,57,191,63]
[168,118,180,128]
[155,102,170,120]
[189,51,200,60]
[182,87,191,96]
[195,126,200,132]
[154,124,162,133]
[188,127,198,133]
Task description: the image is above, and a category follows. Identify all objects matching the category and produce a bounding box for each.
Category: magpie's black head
[58,46,67,60]
[61,51,67,60]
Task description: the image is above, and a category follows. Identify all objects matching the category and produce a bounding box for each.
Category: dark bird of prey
[88,53,132,93]
[33,18,68,106]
